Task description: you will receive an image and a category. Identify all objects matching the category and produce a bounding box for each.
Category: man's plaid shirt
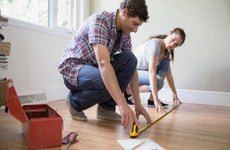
[58,10,132,86]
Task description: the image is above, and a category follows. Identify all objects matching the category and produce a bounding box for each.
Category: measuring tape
[130,103,181,138]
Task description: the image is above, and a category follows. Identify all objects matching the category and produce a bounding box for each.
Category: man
[58,0,151,129]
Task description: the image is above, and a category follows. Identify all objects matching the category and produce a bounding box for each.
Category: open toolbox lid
[7,80,28,123]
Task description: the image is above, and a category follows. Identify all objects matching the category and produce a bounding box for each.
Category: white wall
[1,0,229,106]
[90,0,230,93]
[1,23,71,96]
[0,1,89,100]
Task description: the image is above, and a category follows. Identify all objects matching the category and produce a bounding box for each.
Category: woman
[126,28,186,112]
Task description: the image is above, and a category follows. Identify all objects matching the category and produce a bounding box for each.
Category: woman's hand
[154,99,166,113]
[173,94,181,106]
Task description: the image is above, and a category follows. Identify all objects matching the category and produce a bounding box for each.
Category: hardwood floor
[0,99,230,150]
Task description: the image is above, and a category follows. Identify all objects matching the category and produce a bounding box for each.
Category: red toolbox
[6,80,63,150]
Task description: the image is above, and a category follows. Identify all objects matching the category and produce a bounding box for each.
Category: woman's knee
[126,52,137,70]
[157,79,164,90]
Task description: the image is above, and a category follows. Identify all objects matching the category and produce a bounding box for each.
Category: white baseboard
[30,87,230,107]
[156,88,230,107]
[44,86,69,101]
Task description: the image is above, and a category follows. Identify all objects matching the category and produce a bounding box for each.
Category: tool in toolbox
[62,132,78,150]
[130,103,181,138]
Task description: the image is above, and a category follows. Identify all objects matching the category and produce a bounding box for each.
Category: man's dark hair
[120,0,149,22]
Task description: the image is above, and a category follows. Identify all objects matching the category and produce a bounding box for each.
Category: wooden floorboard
[0,99,230,150]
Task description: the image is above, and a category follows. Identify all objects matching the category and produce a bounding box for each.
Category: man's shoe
[126,99,135,105]
[97,105,121,122]
[148,99,169,108]
[124,92,134,105]
[66,96,87,122]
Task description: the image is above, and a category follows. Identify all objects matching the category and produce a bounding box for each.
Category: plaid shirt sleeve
[88,14,110,47]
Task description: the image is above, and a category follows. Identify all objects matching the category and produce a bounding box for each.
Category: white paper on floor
[117,138,165,150]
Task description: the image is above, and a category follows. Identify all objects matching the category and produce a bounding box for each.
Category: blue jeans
[63,52,137,112]
[138,58,170,91]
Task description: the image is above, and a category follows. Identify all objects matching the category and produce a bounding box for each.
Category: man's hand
[118,103,138,129]
[135,104,151,124]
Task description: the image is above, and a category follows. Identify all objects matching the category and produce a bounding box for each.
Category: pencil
[131,141,145,150]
